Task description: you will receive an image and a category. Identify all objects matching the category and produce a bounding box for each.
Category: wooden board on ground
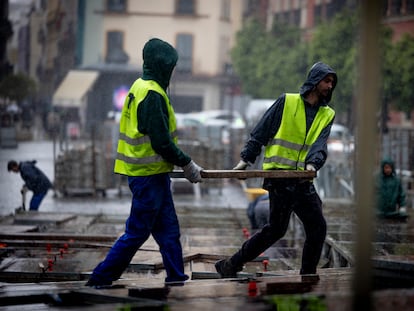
[13,213,77,225]
[0,225,38,234]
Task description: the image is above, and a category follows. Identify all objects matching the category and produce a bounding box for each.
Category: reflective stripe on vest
[114,78,177,176]
[263,93,335,170]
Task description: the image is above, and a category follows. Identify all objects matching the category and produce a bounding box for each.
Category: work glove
[233,160,249,170]
[305,164,316,171]
[182,160,203,183]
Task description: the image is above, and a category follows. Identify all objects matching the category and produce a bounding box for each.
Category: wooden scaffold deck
[1,170,414,310]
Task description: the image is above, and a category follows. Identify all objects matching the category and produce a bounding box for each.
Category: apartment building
[7,0,78,121]
[260,0,413,41]
[50,0,247,131]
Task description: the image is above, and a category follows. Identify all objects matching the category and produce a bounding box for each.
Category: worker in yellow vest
[215,62,337,281]
[86,38,203,288]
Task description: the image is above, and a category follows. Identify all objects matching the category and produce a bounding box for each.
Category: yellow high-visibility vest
[263,93,335,170]
[114,78,177,176]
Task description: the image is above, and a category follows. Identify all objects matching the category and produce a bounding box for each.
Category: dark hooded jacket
[135,38,191,167]
[19,161,52,194]
[240,62,337,186]
[376,158,406,217]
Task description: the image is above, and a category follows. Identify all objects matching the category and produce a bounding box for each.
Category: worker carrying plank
[215,62,338,282]
[86,38,203,288]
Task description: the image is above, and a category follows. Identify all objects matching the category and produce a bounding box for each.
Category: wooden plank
[0,270,89,283]
[13,213,77,226]
[128,287,170,300]
[190,271,255,280]
[0,240,114,249]
[170,170,316,179]
[265,281,315,294]
[0,225,38,234]
[0,232,117,242]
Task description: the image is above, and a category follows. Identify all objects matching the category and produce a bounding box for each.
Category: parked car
[176,110,246,146]
[179,110,245,129]
[327,123,354,155]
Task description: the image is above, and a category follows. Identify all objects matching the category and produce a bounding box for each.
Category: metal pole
[353,1,381,310]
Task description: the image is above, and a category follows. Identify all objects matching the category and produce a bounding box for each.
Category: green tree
[231,10,410,129]
[0,73,37,104]
[310,9,411,128]
[389,34,414,114]
[308,10,359,125]
[231,18,307,99]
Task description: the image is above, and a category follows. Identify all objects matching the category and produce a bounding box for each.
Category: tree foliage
[307,10,358,117]
[0,73,37,103]
[310,10,414,120]
[231,18,307,99]
[230,9,414,128]
[388,34,414,113]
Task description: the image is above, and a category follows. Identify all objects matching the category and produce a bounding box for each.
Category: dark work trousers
[230,181,326,275]
[29,191,48,211]
[89,173,188,284]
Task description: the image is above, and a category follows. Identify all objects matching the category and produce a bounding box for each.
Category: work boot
[301,274,320,284]
[215,259,241,278]
[164,274,189,287]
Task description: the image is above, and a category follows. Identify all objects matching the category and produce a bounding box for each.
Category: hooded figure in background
[376,158,408,220]
[215,62,337,280]
[86,38,203,288]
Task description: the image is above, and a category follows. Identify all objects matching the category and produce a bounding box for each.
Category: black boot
[215,259,242,278]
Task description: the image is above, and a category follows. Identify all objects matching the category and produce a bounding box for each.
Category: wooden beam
[170,170,316,179]
[0,233,117,242]
[0,270,89,282]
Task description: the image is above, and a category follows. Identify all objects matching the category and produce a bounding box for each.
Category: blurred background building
[5,0,248,136]
[1,0,414,198]
[3,0,414,137]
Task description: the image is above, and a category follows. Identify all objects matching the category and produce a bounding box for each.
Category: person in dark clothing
[247,193,269,230]
[7,160,52,211]
[376,158,408,220]
[253,194,270,229]
[215,62,337,279]
[86,38,203,288]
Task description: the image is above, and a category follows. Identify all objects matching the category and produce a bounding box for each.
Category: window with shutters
[175,0,195,15]
[107,0,126,13]
[176,34,193,73]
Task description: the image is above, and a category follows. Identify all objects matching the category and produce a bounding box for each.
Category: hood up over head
[142,38,178,90]
[300,62,338,105]
[381,157,396,175]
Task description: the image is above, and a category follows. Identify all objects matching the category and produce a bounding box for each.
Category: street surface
[1,142,414,311]
[0,140,249,217]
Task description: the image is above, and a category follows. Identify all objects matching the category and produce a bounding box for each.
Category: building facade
[10,0,413,134]
[7,0,247,135]
[70,0,247,131]
[260,0,414,41]
[8,0,78,127]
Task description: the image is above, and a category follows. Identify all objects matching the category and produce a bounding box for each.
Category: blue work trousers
[90,173,187,283]
[30,192,47,211]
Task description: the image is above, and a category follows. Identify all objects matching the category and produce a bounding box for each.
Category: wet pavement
[0,139,249,217]
[2,139,414,310]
